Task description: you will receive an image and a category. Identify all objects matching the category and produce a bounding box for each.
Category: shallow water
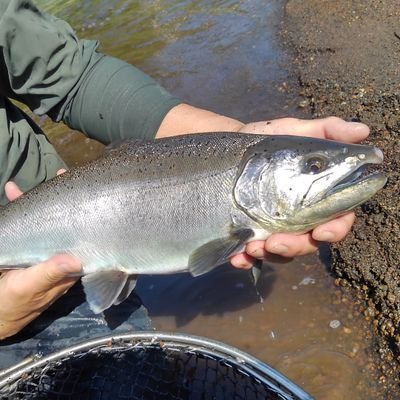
[33,1,382,398]
[137,255,379,399]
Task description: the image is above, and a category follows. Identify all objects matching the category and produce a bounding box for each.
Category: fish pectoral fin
[250,259,263,285]
[188,228,254,277]
[81,270,135,314]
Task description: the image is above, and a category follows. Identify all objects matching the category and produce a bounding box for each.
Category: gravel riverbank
[283,0,400,395]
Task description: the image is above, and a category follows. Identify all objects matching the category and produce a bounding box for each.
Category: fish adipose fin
[81,270,137,314]
[188,228,254,277]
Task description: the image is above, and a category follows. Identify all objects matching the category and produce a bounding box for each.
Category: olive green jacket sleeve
[0,0,180,204]
[0,0,102,116]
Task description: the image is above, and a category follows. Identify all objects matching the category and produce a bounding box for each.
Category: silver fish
[0,133,386,313]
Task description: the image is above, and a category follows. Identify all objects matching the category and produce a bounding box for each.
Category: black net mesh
[0,337,308,400]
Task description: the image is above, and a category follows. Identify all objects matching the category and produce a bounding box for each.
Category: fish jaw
[286,171,387,230]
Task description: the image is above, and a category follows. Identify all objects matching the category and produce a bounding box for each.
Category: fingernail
[270,244,290,255]
[317,231,335,241]
[349,122,368,132]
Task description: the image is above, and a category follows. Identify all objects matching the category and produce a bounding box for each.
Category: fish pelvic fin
[113,274,138,306]
[81,270,137,314]
[188,228,254,277]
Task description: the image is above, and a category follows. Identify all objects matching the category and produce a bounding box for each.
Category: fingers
[317,117,370,143]
[9,255,81,301]
[230,213,354,268]
[230,252,255,269]
[312,212,355,242]
[231,212,355,265]
[0,255,81,338]
[230,241,294,269]
[231,234,318,267]
[4,181,23,202]
[22,255,81,292]
[265,233,319,257]
[241,117,369,143]
[245,240,269,260]
[253,213,354,258]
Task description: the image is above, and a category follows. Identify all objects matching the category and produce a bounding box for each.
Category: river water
[33,1,383,398]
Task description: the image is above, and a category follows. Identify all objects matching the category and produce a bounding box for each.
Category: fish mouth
[326,147,385,197]
[327,165,383,196]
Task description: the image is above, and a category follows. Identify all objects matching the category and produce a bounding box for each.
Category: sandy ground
[283,0,400,396]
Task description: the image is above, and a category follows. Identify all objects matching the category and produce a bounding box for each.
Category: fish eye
[304,156,328,174]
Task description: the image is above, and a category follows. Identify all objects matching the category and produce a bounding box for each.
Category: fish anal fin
[82,270,132,314]
[188,228,254,277]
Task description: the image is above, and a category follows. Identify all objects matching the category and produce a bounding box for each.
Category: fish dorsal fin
[188,228,254,277]
[81,270,130,314]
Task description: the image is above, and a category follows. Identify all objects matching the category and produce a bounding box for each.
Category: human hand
[230,116,370,269]
[1,169,80,340]
[0,256,81,339]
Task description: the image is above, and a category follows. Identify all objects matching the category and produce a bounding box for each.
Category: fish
[0,133,386,314]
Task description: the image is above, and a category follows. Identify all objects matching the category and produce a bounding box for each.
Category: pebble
[329,319,341,329]
[299,277,316,286]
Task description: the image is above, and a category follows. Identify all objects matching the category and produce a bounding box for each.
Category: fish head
[234,135,387,232]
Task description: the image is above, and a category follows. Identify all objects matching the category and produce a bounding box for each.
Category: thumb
[23,255,82,293]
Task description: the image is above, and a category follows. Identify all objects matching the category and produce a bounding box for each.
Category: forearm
[155,104,245,138]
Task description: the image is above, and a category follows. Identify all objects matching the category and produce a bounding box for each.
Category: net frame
[0,331,313,400]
